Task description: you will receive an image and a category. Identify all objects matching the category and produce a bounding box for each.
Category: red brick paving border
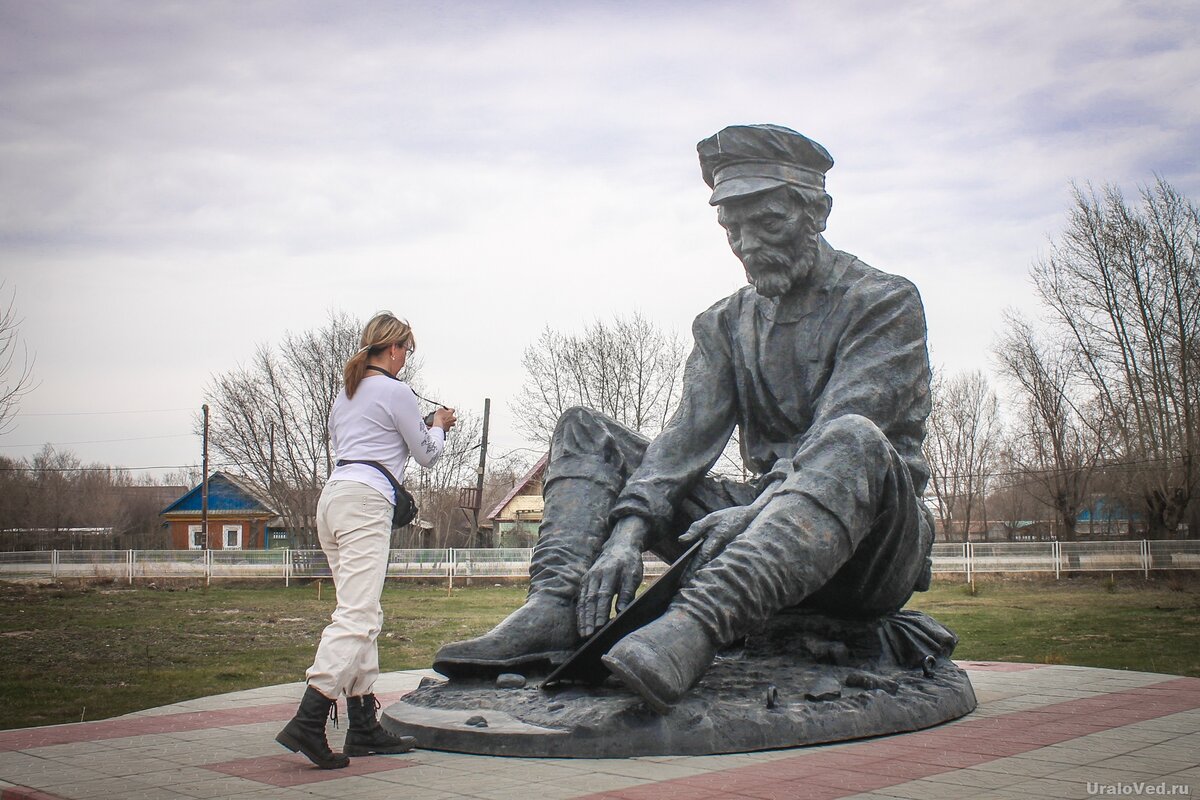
[2,674,1197,800]
[1,787,67,800]
[0,691,409,753]
[579,676,1200,800]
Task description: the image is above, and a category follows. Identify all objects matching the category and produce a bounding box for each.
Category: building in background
[160,472,286,550]
[486,455,547,548]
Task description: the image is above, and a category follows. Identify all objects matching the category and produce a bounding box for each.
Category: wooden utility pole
[201,404,210,550]
[472,398,491,547]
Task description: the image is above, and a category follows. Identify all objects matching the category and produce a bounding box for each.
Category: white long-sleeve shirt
[326,374,445,504]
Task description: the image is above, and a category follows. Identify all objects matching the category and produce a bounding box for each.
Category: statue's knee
[555,406,602,437]
[552,406,615,460]
[814,414,889,454]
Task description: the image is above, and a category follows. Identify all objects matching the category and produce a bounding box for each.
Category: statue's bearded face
[716,186,829,298]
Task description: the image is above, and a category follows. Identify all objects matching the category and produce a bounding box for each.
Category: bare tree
[995,314,1105,540]
[513,312,688,444]
[0,446,178,550]
[408,412,483,549]
[923,370,1002,542]
[1032,179,1200,538]
[0,284,35,434]
[986,444,1048,541]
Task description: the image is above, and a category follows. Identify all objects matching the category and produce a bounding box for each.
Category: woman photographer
[276,311,456,769]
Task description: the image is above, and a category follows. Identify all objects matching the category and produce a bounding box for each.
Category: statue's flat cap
[698,124,833,205]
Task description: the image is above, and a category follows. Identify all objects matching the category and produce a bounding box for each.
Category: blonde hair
[343,311,414,398]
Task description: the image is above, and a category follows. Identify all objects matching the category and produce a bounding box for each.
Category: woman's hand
[433,407,457,433]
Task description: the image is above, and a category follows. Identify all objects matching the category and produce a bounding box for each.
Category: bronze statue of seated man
[435,124,937,714]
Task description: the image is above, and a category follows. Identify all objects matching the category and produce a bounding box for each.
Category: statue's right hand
[577,539,643,638]
[678,505,756,581]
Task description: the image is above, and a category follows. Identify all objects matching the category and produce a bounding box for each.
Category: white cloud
[1,0,1198,470]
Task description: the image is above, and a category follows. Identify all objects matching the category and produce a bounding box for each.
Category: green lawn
[0,574,1196,731]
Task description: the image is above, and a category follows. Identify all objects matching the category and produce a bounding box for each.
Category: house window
[223,524,243,550]
[188,525,205,550]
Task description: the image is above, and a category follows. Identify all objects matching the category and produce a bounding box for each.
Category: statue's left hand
[577,526,645,638]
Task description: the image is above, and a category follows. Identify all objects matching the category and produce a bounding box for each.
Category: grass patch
[0,573,1196,730]
[0,580,525,730]
[907,575,1200,677]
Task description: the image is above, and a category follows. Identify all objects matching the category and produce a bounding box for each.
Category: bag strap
[365,364,399,381]
[335,459,405,500]
[365,364,447,412]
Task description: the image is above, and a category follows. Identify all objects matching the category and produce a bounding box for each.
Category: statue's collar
[753,237,843,323]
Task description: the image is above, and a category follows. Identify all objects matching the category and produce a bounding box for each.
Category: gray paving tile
[1,763,113,789]
[922,768,1027,789]
[366,763,505,792]
[29,775,164,800]
[459,783,580,800]
[1016,744,1111,766]
[165,776,279,799]
[589,759,710,780]
[538,772,647,793]
[1101,754,1199,775]
[1090,726,1184,745]
[1050,765,1171,784]
[968,755,1075,778]
[1004,776,1095,799]
[868,778,976,800]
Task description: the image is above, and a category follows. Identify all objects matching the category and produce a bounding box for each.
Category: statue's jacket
[611,236,933,556]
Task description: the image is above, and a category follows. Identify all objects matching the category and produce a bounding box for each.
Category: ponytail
[343,312,414,399]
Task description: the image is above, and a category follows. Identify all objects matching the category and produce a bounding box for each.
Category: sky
[1,0,1198,480]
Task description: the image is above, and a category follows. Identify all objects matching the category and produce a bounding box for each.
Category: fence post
[964,542,972,584]
[205,549,212,587]
[1053,540,1061,580]
[1141,539,1150,578]
[128,550,134,585]
[51,549,58,580]
[448,549,455,592]
[284,548,291,588]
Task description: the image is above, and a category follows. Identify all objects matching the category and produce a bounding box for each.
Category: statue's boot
[432,593,579,678]
[602,609,716,714]
[434,471,617,678]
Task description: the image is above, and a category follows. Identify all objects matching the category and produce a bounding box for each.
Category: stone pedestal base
[383,611,977,758]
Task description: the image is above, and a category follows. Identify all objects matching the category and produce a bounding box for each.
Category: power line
[0,434,197,448]
[12,407,194,417]
[0,464,200,473]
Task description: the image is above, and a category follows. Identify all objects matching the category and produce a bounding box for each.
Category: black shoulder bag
[335,459,418,529]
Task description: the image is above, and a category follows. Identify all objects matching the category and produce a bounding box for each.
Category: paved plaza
[1,662,1197,800]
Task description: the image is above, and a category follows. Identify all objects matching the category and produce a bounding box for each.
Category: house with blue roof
[160,472,284,550]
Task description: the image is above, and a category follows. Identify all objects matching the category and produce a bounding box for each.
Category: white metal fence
[930,540,1200,580]
[0,541,1197,585]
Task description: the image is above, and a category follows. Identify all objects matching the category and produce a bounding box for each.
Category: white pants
[305,480,392,698]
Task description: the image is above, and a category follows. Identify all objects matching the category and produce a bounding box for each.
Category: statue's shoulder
[691,285,756,331]
[833,249,922,307]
